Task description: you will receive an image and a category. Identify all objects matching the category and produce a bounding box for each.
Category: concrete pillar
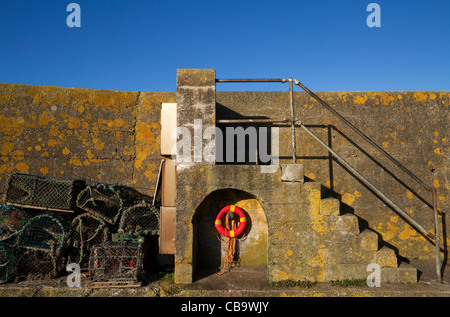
[176,69,216,165]
[174,69,216,283]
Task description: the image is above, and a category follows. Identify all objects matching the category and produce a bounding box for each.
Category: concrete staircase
[302,181,418,284]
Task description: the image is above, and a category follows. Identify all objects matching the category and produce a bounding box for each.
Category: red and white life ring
[215,205,247,238]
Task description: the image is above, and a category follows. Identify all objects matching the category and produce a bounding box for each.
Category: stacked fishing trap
[0,173,160,284]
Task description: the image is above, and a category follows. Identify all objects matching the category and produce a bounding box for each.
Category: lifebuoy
[215,205,247,238]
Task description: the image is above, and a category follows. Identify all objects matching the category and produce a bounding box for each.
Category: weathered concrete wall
[216,90,449,260]
[0,83,175,197]
[0,80,448,279]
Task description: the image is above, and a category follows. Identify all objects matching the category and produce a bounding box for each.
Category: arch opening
[192,188,268,280]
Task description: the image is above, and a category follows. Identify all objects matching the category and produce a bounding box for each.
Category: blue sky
[0,0,449,92]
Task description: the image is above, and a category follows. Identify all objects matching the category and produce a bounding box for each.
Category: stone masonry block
[381,267,398,284]
[336,214,360,235]
[301,181,321,202]
[177,69,216,87]
[359,229,379,251]
[319,198,340,216]
[281,164,304,182]
[376,246,398,268]
[397,262,418,283]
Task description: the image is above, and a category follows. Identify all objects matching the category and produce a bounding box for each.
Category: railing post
[289,78,296,164]
[432,188,442,283]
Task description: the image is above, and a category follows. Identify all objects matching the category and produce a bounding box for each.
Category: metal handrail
[216,77,443,282]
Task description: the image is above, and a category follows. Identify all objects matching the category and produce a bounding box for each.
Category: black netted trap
[16,214,65,252]
[15,249,57,280]
[0,213,65,281]
[0,243,15,282]
[89,241,143,282]
[4,173,85,212]
[76,184,128,225]
[66,213,109,268]
[119,199,160,236]
[0,173,161,283]
[0,205,31,240]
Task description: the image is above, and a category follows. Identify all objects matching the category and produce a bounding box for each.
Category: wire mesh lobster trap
[0,173,161,283]
[0,213,66,281]
[66,213,109,268]
[14,249,58,280]
[76,183,131,225]
[0,205,31,240]
[4,173,85,212]
[89,241,144,282]
[0,243,15,282]
[119,199,160,237]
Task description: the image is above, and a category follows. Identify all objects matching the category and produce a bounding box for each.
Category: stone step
[359,229,379,251]
[335,213,360,235]
[376,246,398,268]
[301,180,418,284]
[319,198,340,216]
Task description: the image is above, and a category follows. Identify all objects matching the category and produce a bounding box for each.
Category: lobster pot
[4,173,85,212]
[119,200,160,236]
[76,184,132,225]
[67,213,108,268]
[0,243,16,282]
[16,214,65,252]
[89,241,143,282]
[14,249,58,280]
[0,205,31,240]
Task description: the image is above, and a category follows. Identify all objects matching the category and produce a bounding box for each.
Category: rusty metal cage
[88,241,144,282]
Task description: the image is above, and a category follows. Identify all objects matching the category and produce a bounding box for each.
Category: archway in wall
[192,188,268,280]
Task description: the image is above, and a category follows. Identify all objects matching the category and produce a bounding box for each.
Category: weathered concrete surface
[0,266,449,297]
[216,90,449,260]
[0,83,175,197]
[0,75,448,286]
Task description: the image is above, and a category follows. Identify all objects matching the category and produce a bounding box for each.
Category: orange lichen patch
[398,224,424,242]
[15,162,29,173]
[342,193,355,206]
[413,92,428,102]
[406,190,414,199]
[434,148,445,156]
[12,150,24,161]
[62,147,70,155]
[0,115,26,136]
[379,94,395,105]
[354,95,368,105]
[85,149,106,164]
[69,156,83,166]
[92,137,105,151]
[38,109,53,126]
[1,142,14,156]
[67,116,82,129]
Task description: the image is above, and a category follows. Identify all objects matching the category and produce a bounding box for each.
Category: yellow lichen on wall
[0,83,175,192]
